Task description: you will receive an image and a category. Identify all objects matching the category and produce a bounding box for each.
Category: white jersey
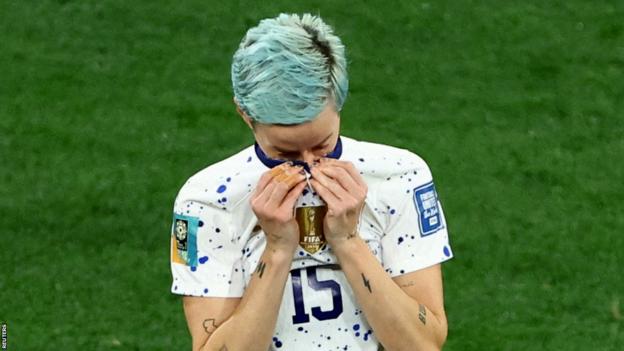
[170,136,453,350]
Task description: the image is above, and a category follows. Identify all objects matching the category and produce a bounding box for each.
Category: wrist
[328,232,363,254]
[260,247,296,275]
[264,242,298,261]
[264,230,299,255]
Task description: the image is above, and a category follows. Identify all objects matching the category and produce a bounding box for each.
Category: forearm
[332,236,446,351]
[202,247,293,351]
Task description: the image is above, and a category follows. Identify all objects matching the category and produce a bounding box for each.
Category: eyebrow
[273,133,333,153]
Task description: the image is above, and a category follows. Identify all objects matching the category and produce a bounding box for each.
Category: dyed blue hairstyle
[231,13,348,125]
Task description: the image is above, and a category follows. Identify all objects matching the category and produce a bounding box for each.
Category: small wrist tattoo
[346,230,357,240]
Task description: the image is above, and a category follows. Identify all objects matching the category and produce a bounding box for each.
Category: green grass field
[1,0,623,349]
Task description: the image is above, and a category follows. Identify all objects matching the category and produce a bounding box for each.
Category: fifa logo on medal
[296,205,327,254]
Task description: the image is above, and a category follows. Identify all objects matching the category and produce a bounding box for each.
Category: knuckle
[260,172,272,182]
[254,203,270,216]
[252,206,265,217]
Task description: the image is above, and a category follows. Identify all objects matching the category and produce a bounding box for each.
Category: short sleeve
[380,160,453,277]
[170,199,245,297]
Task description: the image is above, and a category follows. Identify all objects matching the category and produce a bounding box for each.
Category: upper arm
[379,157,453,277]
[183,296,241,351]
[392,264,448,340]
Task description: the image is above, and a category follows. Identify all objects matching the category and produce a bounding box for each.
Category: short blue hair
[232,13,348,125]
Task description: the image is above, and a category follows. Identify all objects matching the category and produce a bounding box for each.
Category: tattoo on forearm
[418,304,427,325]
[203,318,217,335]
[256,261,266,278]
[400,280,416,288]
[361,273,372,293]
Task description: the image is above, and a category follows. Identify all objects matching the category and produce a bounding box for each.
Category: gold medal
[295,205,327,254]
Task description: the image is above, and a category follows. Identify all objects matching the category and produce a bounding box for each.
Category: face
[239,102,341,165]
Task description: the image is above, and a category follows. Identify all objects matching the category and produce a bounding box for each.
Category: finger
[269,163,290,177]
[319,166,367,200]
[273,172,290,183]
[277,167,305,188]
[285,171,305,188]
[253,180,278,205]
[310,166,352,201]
[320,159,367,188]
[267,172,305,207]
[280,181,307,211]
[253,165,287,199]
[317,166,360,194]
[280,164,304,177]
[310,179,342,213]
[253,163,301,199]
[252,173,274,200]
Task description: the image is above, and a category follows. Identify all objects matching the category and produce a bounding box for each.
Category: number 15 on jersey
[291,266,343,324]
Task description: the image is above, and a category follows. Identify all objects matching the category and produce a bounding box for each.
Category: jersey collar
[254,137,343,172]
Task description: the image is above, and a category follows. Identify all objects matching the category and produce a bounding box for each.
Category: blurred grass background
[1,0,623,349]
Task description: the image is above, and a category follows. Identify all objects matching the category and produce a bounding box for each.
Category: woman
[170,13,453,351]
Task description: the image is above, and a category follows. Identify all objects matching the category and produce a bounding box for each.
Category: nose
[301,150,318,166]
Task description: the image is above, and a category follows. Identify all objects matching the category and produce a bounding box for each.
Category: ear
[233,97,254,130]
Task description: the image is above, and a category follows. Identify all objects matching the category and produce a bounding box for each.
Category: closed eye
[278,152,299,159]
[313,144,328,151]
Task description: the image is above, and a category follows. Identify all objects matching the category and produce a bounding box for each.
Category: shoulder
[175,144,265,212]
[340,136,433,183]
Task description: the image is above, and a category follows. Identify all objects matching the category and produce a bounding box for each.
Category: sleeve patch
[413,182,442,236]
[171,214,199,267]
